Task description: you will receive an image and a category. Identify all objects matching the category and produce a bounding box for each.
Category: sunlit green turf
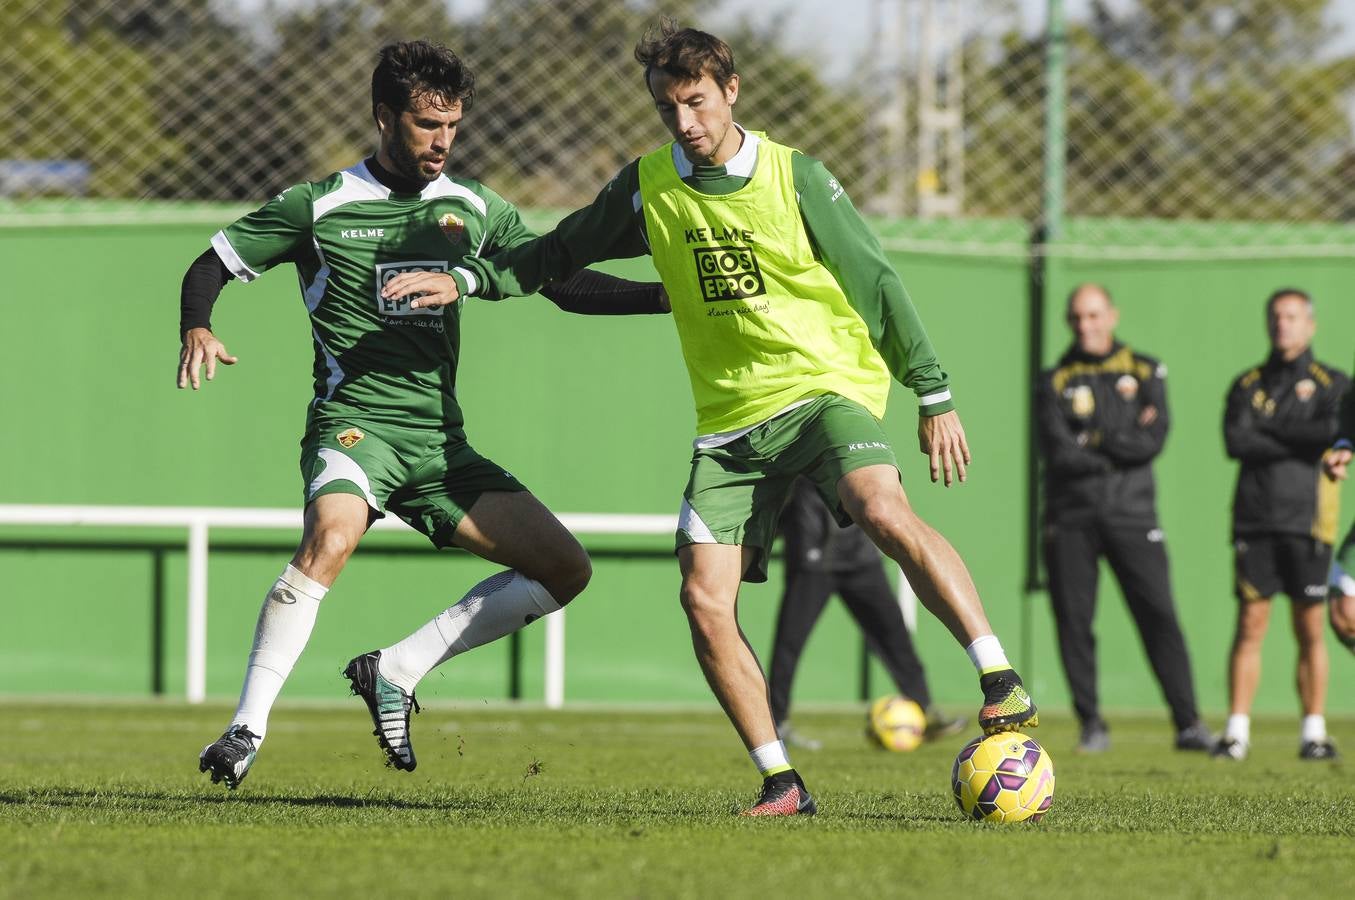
[1,701,1351,898]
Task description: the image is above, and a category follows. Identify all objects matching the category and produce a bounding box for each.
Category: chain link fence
[5,0,1355,257]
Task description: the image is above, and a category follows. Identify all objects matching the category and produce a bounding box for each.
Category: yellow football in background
[867,695,927,752]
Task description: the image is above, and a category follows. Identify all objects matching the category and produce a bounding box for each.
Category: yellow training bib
[638,136,891,434]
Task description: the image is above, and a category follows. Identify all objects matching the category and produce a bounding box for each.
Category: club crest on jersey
[1115,374,1139,400]
[438,212,465,244]
[1295,378,1316,402]
[337,427,364,449]
[1068,384,1095,418]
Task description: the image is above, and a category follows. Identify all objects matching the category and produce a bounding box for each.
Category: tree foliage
[6,0,1354,223]
[2,0,867,207]
[965,0,1355,221]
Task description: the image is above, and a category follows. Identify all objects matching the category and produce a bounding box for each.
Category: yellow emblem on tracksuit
[1069,385,1095,418]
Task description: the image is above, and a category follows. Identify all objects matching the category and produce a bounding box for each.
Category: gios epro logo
[693,245,766,301]
[374,260,448,319]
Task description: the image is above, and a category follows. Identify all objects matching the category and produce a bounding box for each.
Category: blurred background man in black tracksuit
[1036,283,1210,754]
[769,477,963,749]
[1216,289,1349,762]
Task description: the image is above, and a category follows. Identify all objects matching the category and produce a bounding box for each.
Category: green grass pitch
[1,701,1351,898]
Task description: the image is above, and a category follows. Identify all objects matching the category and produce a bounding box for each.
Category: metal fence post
[186,518,209,704]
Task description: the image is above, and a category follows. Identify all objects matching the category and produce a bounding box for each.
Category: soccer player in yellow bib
[381,21,1038,816]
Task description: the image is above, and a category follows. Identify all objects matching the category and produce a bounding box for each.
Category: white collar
[671,125,759,178]
[357,158,456,200]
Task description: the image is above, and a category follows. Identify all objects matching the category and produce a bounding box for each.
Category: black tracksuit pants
[1044,520,1200,730]
[768,562,930,724]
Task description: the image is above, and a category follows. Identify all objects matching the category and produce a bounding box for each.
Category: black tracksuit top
[1037,342,1168,527]
[1224,349,1348,542]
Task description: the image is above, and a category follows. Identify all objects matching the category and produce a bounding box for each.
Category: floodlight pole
[1023,0,1068,675]
[1043,0,1067,243]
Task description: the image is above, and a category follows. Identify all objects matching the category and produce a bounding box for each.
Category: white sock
[377,570,561,693]
[966,635,1010,674]
[1225,713,1251,744]
[1301,714,1327,744]
[229,564,327,744]
[749,739,792,776]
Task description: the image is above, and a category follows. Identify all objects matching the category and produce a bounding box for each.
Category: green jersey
[213,160,536,433]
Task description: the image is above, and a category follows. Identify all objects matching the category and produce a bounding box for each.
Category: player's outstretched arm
[919,409,970,488]
[177,327,238,390]
[453,162,650,303]
[540,270,669,315]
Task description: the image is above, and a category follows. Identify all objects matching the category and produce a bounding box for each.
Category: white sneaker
[1211,736,1248,761]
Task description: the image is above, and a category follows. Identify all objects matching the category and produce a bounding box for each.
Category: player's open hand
[1323,447,1352,482]
[382,271,461,310]
[177,327,238,390]
[919,409,970,487]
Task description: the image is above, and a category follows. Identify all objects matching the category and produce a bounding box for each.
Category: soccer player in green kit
[385,22,1039,816]
[1325,363,1355,653]
[180,41,663,789]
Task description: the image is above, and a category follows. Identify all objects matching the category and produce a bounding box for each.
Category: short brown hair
[634,18,736,92]
[371,40,475,122]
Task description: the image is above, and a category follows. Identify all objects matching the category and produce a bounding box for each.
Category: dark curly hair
[371,40,475,121]
[634,18,736,93]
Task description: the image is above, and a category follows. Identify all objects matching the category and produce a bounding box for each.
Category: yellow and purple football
[951,732,1055,823]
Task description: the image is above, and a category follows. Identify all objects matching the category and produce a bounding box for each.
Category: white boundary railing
[0,504,919,705]
[0,504,676,707]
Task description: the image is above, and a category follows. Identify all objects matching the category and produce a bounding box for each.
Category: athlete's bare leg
[452,490,592,603]
[1227,598,1272,715]
[290,492,372,586]
[678,543,778,751]
[1292,600,1328,717]
[837,464,993,644]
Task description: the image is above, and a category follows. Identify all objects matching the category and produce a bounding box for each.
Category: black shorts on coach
[1233,534,1332,603]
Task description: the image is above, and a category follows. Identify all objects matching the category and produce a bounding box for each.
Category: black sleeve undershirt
[179,247,234,337]
[180,243,662,339]
[536,268,666,315]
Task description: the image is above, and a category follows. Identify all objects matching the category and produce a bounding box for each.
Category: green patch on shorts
[1338,524,1355,576]
[677,394,899,582]
[300,419,528,548]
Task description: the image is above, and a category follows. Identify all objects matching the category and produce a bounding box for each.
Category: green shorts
[676,394,899,583]
[300,419,528,548]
